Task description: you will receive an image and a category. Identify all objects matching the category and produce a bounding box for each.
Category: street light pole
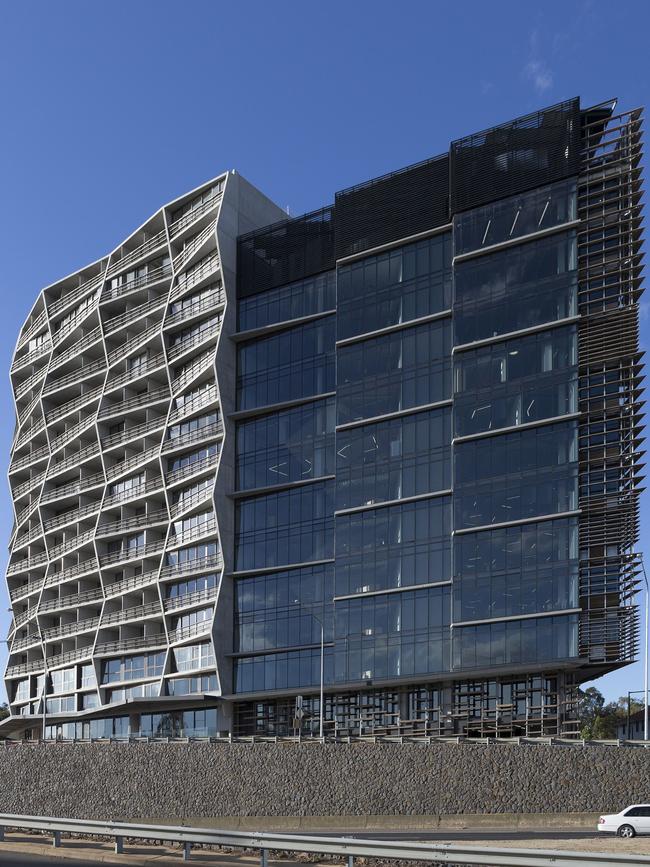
[319,618,324,740]
[640,557,649,742]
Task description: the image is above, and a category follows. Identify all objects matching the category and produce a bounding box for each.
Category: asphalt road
[0,856,101,866]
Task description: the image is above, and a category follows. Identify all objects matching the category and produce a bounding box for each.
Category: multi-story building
[3,96,644,740]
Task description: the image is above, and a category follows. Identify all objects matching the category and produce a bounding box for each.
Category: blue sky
[0,0,648,704]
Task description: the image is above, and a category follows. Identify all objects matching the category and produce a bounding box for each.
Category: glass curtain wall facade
[4,96,644,740]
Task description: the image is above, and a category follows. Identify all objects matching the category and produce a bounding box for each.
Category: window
[167,411,219,441]
[236,398,335,491]
[101,652,165,684]
[335,496,451,596]
[168,443,218,475]
[173,642,215,672]
[235,482,335,572]
[109,473,145,498]
[238,271,336,332]
[234,648,333,693]
[165,540,219,568]
[166,674,218,695]
[336,407,451,510]
[167,572,218,600]
[237,316,336,411]
[50,667,75,695]
[337,234,452,340]
[337,319,452,424]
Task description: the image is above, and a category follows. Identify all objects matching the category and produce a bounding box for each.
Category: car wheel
[618,824,636,838]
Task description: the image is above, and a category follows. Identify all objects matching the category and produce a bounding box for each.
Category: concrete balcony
[106,229,168,279]
[101,600,163,627]
[168,189,222,239]
[42,615,100,642]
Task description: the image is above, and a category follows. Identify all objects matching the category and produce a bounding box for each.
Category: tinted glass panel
[236,398,335,491]
[334,586,451,681]
[453,614,579,670]
[454,421,578,528]
[234,564,334,652]
[337,234,452,340]
[234,647,333,693]
[235,481,335,572]
[335,496,451,596]
[238,271,336,332]
[336,407,451,511]
[454,518,579,621]
[454,179,577,255]
[454,326,577,437]
[237,316,335,411]
[454,232,577,345]
[337,319,452,424]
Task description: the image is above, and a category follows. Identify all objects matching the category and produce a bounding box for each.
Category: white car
[598,805,650,837]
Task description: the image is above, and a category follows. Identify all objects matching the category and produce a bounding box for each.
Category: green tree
[0,703,9,722]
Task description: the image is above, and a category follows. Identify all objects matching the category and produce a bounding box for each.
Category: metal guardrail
[0,815,646,865]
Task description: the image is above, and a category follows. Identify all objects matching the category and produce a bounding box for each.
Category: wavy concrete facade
[4,173,284,737]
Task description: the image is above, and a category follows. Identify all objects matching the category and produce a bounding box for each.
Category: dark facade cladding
[4,97,643,741]
[231,97,644,738]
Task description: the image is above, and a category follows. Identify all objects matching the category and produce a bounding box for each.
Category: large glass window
[101,652,165,684]
[454,518,578,622]
[236,398,335,491]
[335,496,451,596]
[235,482,335,572]
[336,407,451,511]
[454,232,577,345]
[453,613,578,670]
[454,326,577,437]
[334,586,451,682]
[237,316,335,411]
[238,271,336,332]
[235,564,334,653]
[454,421,578,528]
[234,647,333,693]
[337,319,452,425]
[454,179,577,255]
[172,642,215,672]
[337,234,452,340]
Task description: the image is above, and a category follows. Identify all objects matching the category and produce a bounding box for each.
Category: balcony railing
[47,529,96,561]
[13,607,38,629]
[13,419,46,453]
[99,540,165,568]
[12,632,41,652]
[11,340,52,373]
[17,395,41,429]
[163,585,217,612]
[49,417,98,456]
[45,385,103,425]
[159,552,222,582]
[15,364,47,400]
[44,558,99,588]
[43,501,101,533]
[103,351,166,394]
[103,568,159,599]
[9,442,50,473]
[7,550,48,576]
[166,415,221,454]
[48,274,105,319]
[97,386,170,420]
[167,519,218,550]
[169,253,220,303]
[168,189,222,238]
[5,658,46,678]
[101,600,163,627]
[169,620,212,644]
[166,451,219,487]
[12,470,46,501]
[106,229,168,279]
[101,417,166,450]
[105,444,161,483]
[104,297,167,337]
[170,486,214,519]
[164,288,225,331]
[96,507,169,538]
[94,633,167,656]
[101,263,172,304]
[101,476,164,508]
[107,321,163,366]
[167,384,218,425]
[41,471,105,504]
[42,616,100,642]
[44,357,107,395]
[166,321,221,363]
[172,221,217,274]
[14,501,39,531]
[48,325,103,373]
[169,350,214,395]
[46,443,101,479]
[38,587,104,614]
[13,524,44,550]
[52,294,100,346]
[9,579,44,602]
[47,646,93,671]
[17,309,48,350]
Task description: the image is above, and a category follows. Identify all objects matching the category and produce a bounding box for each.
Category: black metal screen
[237,206,335,298]
[335,155,449,259]
[450,97,581,213]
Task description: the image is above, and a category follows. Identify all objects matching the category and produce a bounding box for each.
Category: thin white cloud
[524,59,553,94]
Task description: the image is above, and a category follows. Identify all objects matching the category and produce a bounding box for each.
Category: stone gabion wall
[1,742,649,819]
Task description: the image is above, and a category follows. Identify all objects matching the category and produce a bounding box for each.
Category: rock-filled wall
[1,742,647,820]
